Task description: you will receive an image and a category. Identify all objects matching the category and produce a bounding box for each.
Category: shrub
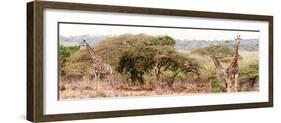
[59,45,80,58]
[239,54,259,83]
[210,77,225,92]
[154,35,176,46]
[116,46,156,85]
[59,45,80,77]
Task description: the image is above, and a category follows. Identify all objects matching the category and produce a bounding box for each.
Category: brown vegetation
[59,79,212,99]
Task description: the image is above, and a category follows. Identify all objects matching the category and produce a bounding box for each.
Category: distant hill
[60,35,259,51]
[175,39,259,51]
[60,35,106,46]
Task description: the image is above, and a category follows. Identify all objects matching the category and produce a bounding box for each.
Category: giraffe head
[82,40,87,46]
[235,35,241,43]
[79,40,86,49]
[79,40,89,50]
[80,40,89,48]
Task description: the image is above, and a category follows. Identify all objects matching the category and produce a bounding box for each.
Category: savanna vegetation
[59,34,259,99]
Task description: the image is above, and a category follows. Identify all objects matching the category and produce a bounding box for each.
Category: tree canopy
[114,34,199,85]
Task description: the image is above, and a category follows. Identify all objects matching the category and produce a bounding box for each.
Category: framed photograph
[27,1,273,122]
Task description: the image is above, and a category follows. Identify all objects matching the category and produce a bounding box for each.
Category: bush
[210,77,225,92]
[59,45,80,77]
[116,46,157,85]
[60,48,94,81]
[239,54,259,82]
[154,35,176,46]
[59,45,80,58]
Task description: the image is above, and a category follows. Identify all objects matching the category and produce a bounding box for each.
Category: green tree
[115,34,177,84]
[190,45,234,62]
[152,35,176,46]
[59,45,80,76]
[116,46,200,86]
[159,53,200,86]
[115,34,200,86]
[116,46,157,85]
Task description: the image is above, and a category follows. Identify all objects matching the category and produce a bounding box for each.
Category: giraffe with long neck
[225,35,241,92]
[82,40,113,92]
[83,40,102,66]
[210,54,224,74]
[210,54,227,88]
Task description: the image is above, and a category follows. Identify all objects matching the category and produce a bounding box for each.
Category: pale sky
[59,23,259,40]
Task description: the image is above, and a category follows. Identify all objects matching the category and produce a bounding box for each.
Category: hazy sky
[59,23,259,40]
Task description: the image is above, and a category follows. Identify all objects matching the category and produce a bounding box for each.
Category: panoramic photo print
[58,23,260,100]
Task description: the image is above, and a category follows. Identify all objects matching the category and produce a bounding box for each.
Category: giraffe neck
[230,39,240,67]
[210,54,223,69]
[85,43,102,64]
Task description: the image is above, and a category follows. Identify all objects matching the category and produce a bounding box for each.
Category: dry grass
[59,79,212,100]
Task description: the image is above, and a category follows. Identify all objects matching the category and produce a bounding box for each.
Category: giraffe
[225,35,241,92]
[210,54,227,89]
[210,35,241,92]
[81,40,114,92]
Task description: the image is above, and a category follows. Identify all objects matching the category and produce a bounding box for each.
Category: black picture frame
[27,1,273,122]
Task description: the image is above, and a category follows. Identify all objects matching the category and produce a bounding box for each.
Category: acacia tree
[117,47,200,86]
[153,46,175,81]
[116,35,177,85]
[116,46,157,85]
[159,53,200,87]
[116,35,200,87]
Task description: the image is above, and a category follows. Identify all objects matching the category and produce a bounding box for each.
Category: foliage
[190,45,234,62]
[116,44,199,85]
[239,54,259,82]
[125,34,176,46]
[210,77,225,92]
[116,46,157,85]
[59,45,80,77]
[160,53,199,80]
[153,35,176,46]
[92,34,174,67]
[60,49,93,80]
[112,34,199,85]
[59,45,80,58]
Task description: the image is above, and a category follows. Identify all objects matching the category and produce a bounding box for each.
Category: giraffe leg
[97,72,100,91]
[93,72,98,91]
[93,71,97,81]
[225,78,230,92]
[225,78,233,92]
[234,73,240,92]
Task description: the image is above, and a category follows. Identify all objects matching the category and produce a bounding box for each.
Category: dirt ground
[59,80,212,100]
